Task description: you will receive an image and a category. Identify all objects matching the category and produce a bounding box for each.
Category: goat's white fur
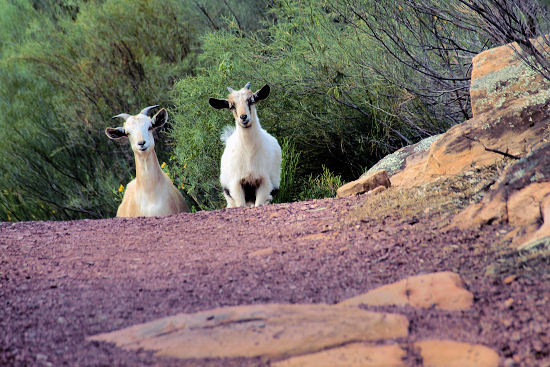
[209,84,281,208]
[105,106,188,217]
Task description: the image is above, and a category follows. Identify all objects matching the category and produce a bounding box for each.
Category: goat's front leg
[230,181,246,207]
[223,188,236,208]
[255,182,272,207]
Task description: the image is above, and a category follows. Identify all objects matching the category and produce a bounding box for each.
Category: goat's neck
[237,116,262,145]
[134,149,164,191]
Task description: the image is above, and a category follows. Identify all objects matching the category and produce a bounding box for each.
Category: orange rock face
[453,143,550,248]
[273,343,406,367]
[372,38,550,189]
[88,303,408,360]
[415,339,500,367]
[339,272,473,311]
[337,169,391,197]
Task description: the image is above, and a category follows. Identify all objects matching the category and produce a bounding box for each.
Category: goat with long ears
[105,105,189,217]
[209,82,281,208]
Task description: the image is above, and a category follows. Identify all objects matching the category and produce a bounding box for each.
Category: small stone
[504,298,514,308]
[339,272,473,311]
[368,186,386,196]
[36,354,48,361]
[248,248,274,258]
[503,275,517,284]
[336,170,391,198]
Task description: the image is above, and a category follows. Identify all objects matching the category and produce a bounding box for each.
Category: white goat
[105,105,189,217]
[209,82,281,208]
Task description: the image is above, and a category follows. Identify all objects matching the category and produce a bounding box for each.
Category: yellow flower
[161,162,167,169]
[183,163,187,169]
[7,215,11,221]
[179,184,184,189]
[398,5,402,11]
[118,184,124,192]
[51,210,56,214]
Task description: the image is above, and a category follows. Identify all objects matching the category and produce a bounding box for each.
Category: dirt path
[1,191,549,366]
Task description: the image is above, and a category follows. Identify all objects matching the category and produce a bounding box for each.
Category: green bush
[0,0,267,220]
[273,138,301,204]
[297,166,344,201]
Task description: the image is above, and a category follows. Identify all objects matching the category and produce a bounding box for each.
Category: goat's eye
[229,104,235,110]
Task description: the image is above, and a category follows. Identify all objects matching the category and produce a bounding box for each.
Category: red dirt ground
[1,193,549,366]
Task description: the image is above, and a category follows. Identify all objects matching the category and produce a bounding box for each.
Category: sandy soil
[1,189,549,366]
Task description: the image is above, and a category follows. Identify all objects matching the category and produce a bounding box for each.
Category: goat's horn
[244,82,251,89]
[112,113,131,121]
[227,87,234,93]
[139,105,159,116]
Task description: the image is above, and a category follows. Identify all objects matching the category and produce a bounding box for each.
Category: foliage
[296,166,344,201]
[0,0,266,220]
[272,138,301,204]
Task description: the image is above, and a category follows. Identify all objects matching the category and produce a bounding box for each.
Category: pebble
[503,275,517,284]
[504,298,514,308]
[503,358,519,367]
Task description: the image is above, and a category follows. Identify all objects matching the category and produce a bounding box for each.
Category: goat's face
[209,83,270,128]
[105,106,167,155]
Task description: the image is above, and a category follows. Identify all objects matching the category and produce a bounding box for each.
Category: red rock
[336,170,391,197]
[453,143,550,248]
[369,38,550,189]
[415,339,499,367]
[339,272,473,311]
[88,303,408,360]
[273,343,405,367]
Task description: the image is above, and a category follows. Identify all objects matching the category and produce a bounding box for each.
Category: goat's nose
[137,140,146,146]
[240,114,248,121]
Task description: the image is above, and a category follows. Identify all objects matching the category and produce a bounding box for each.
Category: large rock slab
[453,143,550,248]
[415,339,500,367]
[363,135,441,178]
[337,169,391,197]
[470,37,550,118]
[273,343,406,367]
[366,38,550,188]
[88,303,408,360]
[339,272,473,311]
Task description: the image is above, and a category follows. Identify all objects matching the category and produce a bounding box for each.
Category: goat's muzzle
[239,119,251,128]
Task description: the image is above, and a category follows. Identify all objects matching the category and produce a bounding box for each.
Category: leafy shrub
[272,138,301,204]
[297,166,344,201]
[0,0,251,220]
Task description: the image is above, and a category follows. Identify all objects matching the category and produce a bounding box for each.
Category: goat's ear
[209,98,229,109]
[105,127,127,140]
[254,84,270,102]
[151,108,168,130]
